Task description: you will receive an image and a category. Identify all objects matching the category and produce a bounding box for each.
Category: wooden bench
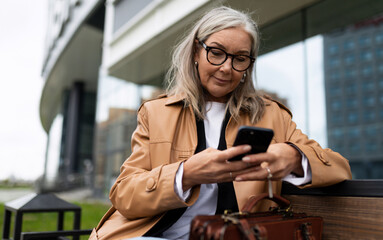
[282,180,383,239]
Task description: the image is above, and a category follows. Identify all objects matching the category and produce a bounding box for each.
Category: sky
[0,0,48,180]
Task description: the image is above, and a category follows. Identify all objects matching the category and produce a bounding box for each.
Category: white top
[161,102,312,240]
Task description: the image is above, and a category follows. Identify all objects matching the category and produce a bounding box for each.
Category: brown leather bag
[189,193,323,240]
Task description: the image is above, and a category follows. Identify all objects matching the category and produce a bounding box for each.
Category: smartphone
[228,126,274,161]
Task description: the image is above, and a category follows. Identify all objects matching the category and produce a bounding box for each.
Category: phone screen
[228,126,274,161]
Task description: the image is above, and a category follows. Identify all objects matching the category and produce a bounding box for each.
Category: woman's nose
[219,57,232,73]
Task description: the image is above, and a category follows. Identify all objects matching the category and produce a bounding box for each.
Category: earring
[240,73,247,83]
[194,61,198,66]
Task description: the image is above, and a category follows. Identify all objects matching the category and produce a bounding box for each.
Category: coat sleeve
[279,107,352,188]
[109,103,200,220]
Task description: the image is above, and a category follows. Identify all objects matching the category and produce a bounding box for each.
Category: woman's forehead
[205,27,252,52]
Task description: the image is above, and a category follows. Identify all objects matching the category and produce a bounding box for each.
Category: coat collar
[165,93,187,106]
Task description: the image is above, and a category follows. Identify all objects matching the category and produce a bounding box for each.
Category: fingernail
[235,177,242,181]
[242,157,250,161]
[243,145,251,151]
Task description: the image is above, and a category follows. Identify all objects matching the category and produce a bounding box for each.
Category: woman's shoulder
[261,94,292,118]
[138,93,185,112]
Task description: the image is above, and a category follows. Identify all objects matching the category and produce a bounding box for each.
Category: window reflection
[344,39,355,51]
[376,32,383,43]
[344,54,355,65]
[258,14,383,179]
[360,51,373,61]
[359,35,372,47]
[93,69,161,195]
[323,15,383,178]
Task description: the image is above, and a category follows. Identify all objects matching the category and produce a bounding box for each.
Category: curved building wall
[40,0,104,191]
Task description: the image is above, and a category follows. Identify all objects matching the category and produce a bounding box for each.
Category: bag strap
[238,219,267,240]
[241,193,291,212]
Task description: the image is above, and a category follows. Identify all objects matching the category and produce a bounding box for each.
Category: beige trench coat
[90,94,352,240]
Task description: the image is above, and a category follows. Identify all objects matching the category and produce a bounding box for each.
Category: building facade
[41,0,104,190]
[40,0,383,194]
[324,16,383,179]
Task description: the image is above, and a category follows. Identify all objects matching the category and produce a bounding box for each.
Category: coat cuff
[174,162,192,201]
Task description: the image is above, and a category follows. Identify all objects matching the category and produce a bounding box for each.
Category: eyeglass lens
[207,47,252,71]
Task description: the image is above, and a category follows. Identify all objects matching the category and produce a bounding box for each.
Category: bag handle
[241,193,291,212]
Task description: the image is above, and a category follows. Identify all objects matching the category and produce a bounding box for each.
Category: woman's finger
[220,144,251,161]
[233,166,271,181]
[241,152,276,166]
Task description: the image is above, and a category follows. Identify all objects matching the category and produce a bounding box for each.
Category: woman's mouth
[213,76,230,84]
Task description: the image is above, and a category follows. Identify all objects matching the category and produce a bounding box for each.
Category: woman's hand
[182,145,252,191]
[234,143,303,181]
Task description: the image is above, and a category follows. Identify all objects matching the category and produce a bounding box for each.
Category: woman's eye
[235,56,246,62]
[210,49,225,56]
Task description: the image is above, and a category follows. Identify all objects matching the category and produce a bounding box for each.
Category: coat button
[146,178,156,190]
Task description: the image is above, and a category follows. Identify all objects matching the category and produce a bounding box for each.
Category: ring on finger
[229,172,233,181]
[265,167,273,179]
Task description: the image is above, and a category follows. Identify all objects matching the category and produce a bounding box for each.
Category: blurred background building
[324,15,383,179]
[39,0,383,196]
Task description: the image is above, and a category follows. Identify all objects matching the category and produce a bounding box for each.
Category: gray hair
[166,6,265,123]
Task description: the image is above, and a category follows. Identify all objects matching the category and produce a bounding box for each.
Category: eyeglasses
[198,40,255,72]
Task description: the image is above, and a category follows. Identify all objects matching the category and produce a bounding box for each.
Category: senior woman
[90,6,351,240]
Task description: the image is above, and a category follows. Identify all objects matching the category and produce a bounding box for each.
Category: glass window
[329,58,340,67]
[376,48,383,59]
[331,115,342,125]
[365,125,378,137]
[329,85,341,96]
[359,35,372,47]
[364,111,376,122]
[363,96,375,106]
[363,81,375,92]
[331,101,342,110]
[361,65,373,77]
[346,82,357,94]
[360,51,373,61]
[344,69,357,79]
[348,112,359,123]
[347,98,358,108]
[257,41,308,137]
[344,54,355,65]
[349,128,361,138]
[329,43,339,54]
[349,142,361,154]
[94,69,160,192]
[329,71,341,81]
[344,39,355,51]
[376,32,383,43]
[258,12,383,180]
[365,141,378,153]
[333,128,344,138]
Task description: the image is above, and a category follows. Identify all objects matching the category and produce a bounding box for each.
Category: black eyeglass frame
[198,40,255,72]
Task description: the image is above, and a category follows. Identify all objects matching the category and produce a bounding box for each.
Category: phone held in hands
[228,126,274,161]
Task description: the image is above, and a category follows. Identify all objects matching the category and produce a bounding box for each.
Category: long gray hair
[166,6,265,123]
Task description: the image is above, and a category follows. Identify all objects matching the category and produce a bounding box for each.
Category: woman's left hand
[233,143,304,181]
